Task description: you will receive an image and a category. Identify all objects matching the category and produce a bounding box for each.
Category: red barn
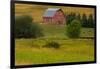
[43,8,65,24]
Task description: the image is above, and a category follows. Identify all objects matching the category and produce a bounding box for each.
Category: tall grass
[15,38,94,65]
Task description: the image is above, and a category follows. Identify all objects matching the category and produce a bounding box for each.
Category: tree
[15,15,43,38]
[66,19,81,38]
[81,14,88,27]
[66,13,76,25]
[88,14,95,28]
[76,13,81,21]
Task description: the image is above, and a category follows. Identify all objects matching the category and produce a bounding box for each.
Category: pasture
[15,4,95,65]
[15,24,95,65]
[15,38,94,65]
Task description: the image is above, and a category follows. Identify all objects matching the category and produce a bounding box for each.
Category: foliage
[66,19,81,38]
[15,15,43,38]
[81,14,88,27]
[66,13,95,28]
[43,41,60,49]
[87,14,95,28]
[76,13,81,21]
[66,13,76,25]
[81,14,95,28]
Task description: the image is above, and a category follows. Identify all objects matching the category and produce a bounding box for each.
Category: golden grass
[15,39,94,65]
[15,4,95,23]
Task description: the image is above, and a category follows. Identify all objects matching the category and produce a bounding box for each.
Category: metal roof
[43,8,61,17]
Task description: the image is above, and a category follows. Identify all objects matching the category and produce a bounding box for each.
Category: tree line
[66,13,95,28]
[65,13,95,38]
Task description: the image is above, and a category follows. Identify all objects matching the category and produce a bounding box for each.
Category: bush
[15,15,43,38]
[43,41,60,49]
[66,19,81,38]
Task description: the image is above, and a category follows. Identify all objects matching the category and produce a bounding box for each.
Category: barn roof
[43,8,61,17]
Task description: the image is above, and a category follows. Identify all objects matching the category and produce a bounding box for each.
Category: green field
[39,24,94,38]
[15,24,95,65]
[15,39,94,65]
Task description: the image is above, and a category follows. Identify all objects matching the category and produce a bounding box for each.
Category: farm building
[43,8,65,24]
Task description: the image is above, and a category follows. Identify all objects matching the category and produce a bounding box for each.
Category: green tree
[88,14,95,28]
[66,13,76,25]
[66,19,81,38]
[15,15,43,38]
[81,14,88,27]
[76,13,81,21]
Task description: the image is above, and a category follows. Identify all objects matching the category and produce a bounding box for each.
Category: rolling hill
[15,3,95,23]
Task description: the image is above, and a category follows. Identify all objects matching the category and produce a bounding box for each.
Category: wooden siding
[43,9,65,24]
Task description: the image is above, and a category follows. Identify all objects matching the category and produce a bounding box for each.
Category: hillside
[15,3,95,23]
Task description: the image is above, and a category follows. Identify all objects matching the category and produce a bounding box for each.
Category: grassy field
[15,3,95,66]
[39,24,94,38]
[15,24,95,65]
[15,38,94,65]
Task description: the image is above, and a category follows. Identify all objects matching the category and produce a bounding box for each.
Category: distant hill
[15,4,95,23]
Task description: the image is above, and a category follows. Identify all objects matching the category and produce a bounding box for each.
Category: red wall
[43,10,65,24]
[53,10,65,24]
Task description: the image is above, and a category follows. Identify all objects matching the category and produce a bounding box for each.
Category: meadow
[15,4,95,65]
[15,24,95,65]
[15,38,94,65]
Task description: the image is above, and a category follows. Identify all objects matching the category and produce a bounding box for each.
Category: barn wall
[53,10,65,24]
[43,9,65,24]
[43,17,52,24]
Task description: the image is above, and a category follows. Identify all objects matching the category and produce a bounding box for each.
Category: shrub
[43,41,60,49]
[66,19,81,38]
[15,15,43,38]
[30,23,44,38]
